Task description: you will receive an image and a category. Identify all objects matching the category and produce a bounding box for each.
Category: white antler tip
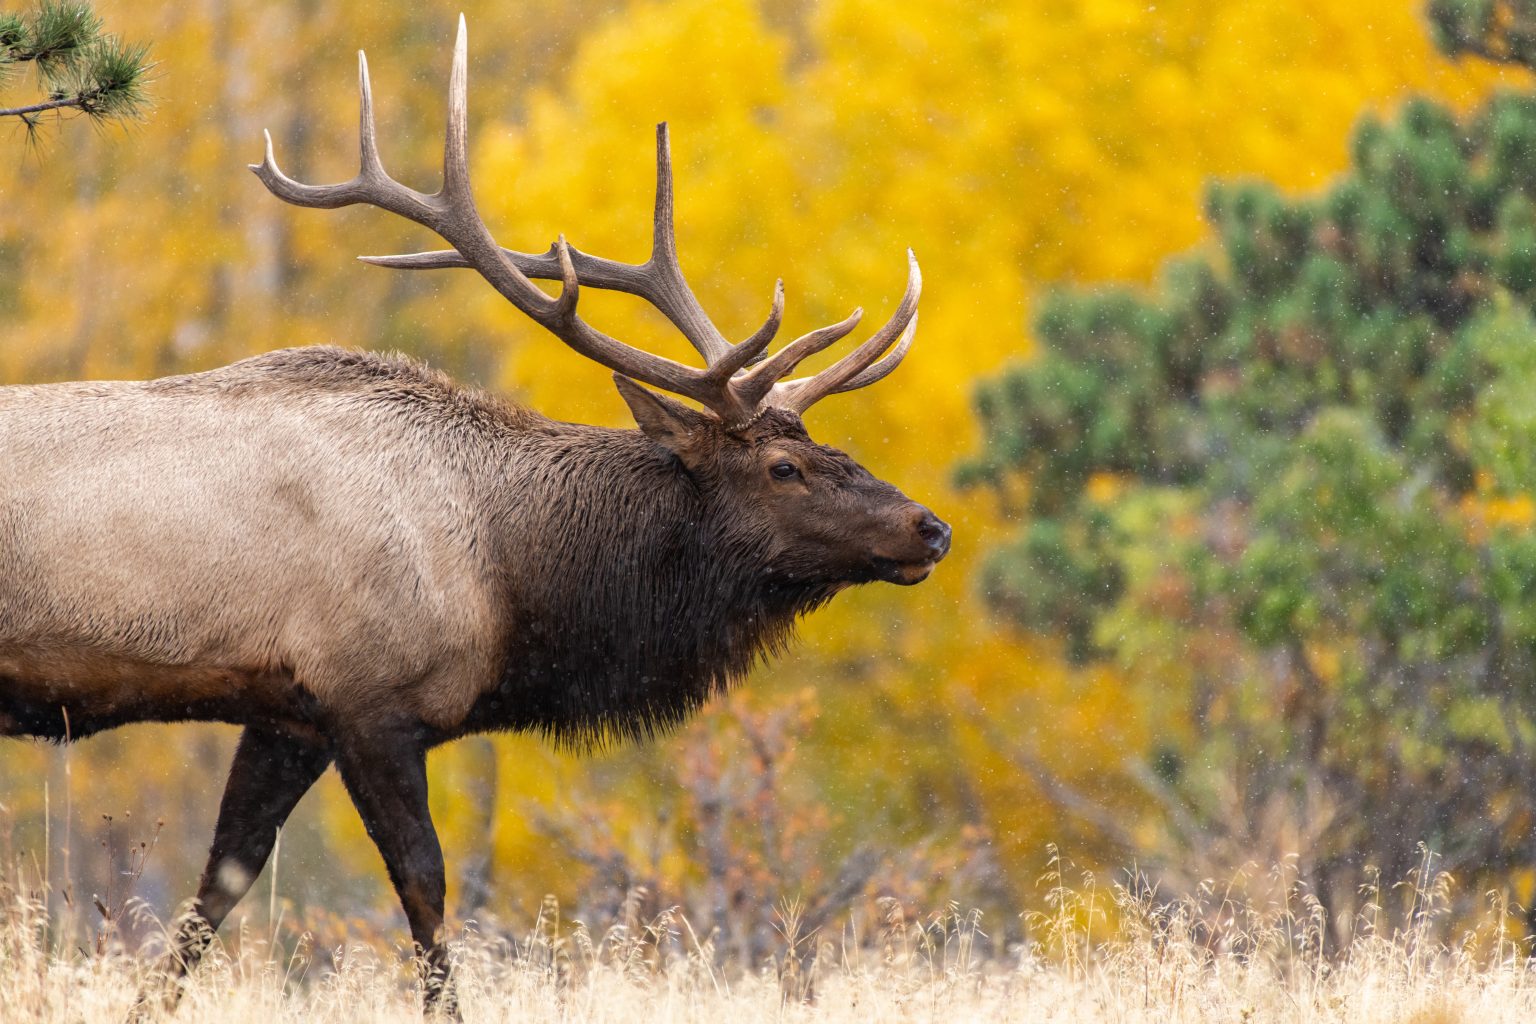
[449,15,468,90]
[248,130,276,177]
[766,279,786,314]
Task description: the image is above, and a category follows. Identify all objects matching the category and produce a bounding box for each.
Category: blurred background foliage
[2,0,1534,952]
[962,0,1536,939]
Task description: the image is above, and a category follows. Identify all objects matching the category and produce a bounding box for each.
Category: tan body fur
[0,349,529,738]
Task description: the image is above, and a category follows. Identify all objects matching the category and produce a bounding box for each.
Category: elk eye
[770,461,800,480]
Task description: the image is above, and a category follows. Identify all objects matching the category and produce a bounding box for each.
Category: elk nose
[914,509,952,559]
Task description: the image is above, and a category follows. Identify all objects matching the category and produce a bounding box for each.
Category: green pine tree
[963,4,1536,929]
[0,1,149,135]
[1429,0,1536,67]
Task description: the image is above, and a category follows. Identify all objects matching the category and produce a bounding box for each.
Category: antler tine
[645,124,735,364]
[696,279,783,386]
[728,306,864,414]
[828,310,918,393]
[650,125,679,282]
[734,279,784,367]
[769,250,922,415]
[251,51,437,217]
[552,235,580,319]
[358,52,385,180]
[443,14,471,202]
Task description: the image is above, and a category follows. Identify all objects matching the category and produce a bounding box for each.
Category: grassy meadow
[4,851,1534,1023]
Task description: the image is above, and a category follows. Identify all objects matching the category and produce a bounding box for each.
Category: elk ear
[613,375,711,456]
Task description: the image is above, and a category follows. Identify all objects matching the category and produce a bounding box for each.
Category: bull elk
[0,17,949,1015]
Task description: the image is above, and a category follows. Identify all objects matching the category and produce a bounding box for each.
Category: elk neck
[465,421,840,748]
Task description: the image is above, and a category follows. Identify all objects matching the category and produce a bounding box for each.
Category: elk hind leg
[141,725,330,1009]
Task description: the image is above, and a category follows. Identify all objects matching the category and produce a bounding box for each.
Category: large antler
[252,16,919,427]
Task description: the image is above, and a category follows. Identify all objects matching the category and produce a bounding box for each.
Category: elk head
[250,16,950,588]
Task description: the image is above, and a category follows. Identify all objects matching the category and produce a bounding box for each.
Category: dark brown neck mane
[464,426,841,748]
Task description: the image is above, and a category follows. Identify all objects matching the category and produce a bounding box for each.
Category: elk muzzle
[873,504,951,585]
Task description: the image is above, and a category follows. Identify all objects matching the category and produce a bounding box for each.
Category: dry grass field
[4,852,1535,1023]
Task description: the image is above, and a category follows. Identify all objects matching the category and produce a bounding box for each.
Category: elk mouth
[871,556,938,586]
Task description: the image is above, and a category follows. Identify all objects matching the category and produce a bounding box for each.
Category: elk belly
[0,645,305,741]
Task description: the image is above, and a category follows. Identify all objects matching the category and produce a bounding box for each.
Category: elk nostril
[915,512,951,554]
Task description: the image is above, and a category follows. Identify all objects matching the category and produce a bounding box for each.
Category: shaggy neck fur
[469,426,841,748]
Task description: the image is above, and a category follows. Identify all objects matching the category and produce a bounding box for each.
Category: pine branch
[0,91,88,116]
[0,2,150,133]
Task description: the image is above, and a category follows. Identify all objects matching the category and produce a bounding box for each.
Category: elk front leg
[334,725,457,1018]
[138,725,330,1015]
